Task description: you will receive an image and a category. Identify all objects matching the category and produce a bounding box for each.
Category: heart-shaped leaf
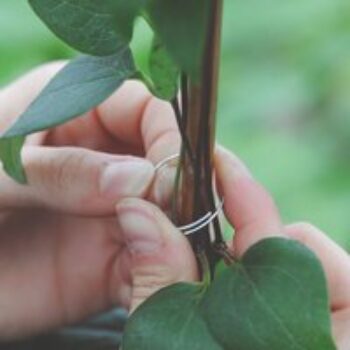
[122,238,336,350]
[29,0,209,80]
[149,36,180,100]
[1,48,135,182]
[203,238,336,349]
[123,283,221,350]
[4,51,135,138]
[28,0,144,56]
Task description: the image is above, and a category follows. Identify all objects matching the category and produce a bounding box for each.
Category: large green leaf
[149,36,180,100]
[203,238,336,349]
[29,0,210,80]
[123,283,221,350]
[122,238,336,350]
[1,48,135,182]
[28,0,144,56]
[4,50,135,138]
[109,0,148,41]
[145,0,210,80]
[0,136,26,183]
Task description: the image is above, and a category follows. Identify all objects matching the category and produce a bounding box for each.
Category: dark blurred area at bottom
[2,309,127,350]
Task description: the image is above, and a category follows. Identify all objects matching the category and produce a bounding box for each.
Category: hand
[0,64,197,340]
[121,147,350,349]
[215,148,350,350]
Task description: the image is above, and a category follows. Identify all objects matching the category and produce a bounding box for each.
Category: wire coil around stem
[155,153,224,237]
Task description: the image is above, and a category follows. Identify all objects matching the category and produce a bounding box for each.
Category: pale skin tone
[0,64,349,348]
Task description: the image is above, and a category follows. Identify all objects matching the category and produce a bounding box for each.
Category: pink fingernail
[100,160,154,199]
[117,202,163,255]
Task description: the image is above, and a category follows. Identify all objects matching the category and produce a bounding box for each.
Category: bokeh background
[1,1,349,247]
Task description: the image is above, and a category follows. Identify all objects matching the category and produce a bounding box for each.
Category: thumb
[116,198,198,312]
[0,146,154,215]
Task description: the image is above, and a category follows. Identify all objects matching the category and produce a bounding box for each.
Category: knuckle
[54,149,99,193]
[150,127,180,149]
[287,221,320,245]
[147,129,181,161]
[28,148,97,193]
[52,152,76,189]
[125,80,152,97]
[132,265,178,301]
[292,221,317,234]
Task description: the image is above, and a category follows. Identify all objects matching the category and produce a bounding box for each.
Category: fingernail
[117,201,163,255]
[100,159,154,199]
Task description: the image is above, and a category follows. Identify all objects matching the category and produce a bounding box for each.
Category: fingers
[116,198,198,312]
[99,88,181,205]
[285,222,350,311]
[0,146,154,215]
[0,199,195,339]
[0,212,124,340]
[98,85,180,163]
[48,80,154,153]
[1,62,180,160]
[1,63,180,160]
[332,309,350,350]
[141,98,180,163]
[97,80,180,162]
[216,147,350,314]
[96,80,152,149]
[57,81,180,163]
[215,146,284,257]
[142,98,180,206]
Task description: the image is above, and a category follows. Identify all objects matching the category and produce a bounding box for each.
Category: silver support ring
[154,153,180,172]
[179,199,224,236]
[154,153,224,236]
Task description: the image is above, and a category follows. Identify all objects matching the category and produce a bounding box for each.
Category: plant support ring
[155,153,224,236]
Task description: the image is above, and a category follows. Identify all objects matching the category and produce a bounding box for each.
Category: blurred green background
[0,1,349,248]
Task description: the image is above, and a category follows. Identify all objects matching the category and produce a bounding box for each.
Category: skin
[0,63,197,340]
[0,64,349,348]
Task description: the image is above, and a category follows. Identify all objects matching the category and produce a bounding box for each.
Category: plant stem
[201,0,224,246]
[171,97,195,166]
[179,0,225,271]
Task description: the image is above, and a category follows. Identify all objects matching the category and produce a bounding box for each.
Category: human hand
[2,64,348,349]
[215,147,350,350]
[0,64,197,340]
[121,146,350,349]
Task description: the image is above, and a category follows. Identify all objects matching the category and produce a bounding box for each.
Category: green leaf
[123,238,336,350]
[122,283,221,350]
[149,36,180,100]
[0,136,26,183]
[203,238,336,349]
[1,48,135,182]
[28,0,144,55]
[145,0,210,80]
[109,0,148,41]
[4,49,135,138]
[29,0,209,79]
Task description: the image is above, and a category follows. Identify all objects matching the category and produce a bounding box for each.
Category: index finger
[215,146,285,257]
[98,85,180,206]
[98,83,180,163]
[1,63,180,162]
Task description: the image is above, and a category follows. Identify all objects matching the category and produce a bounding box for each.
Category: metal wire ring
[154,153,224,236]
[179,199,224,236]
[154,153,180,172]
